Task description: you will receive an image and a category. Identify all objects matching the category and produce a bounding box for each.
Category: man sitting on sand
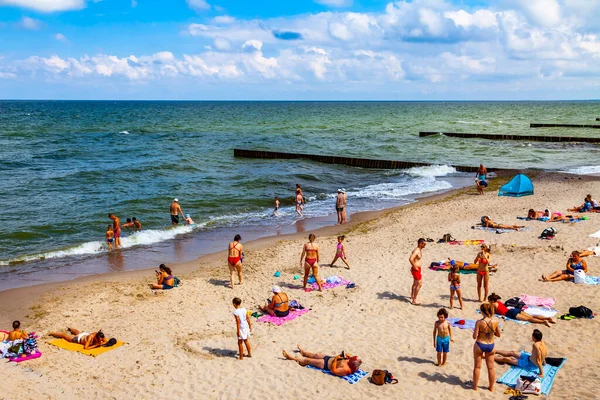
[282,345,362,377]
[481,216,525,231]
[495,329,547,378]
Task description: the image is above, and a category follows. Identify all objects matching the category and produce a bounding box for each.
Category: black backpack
[569,306,593,319]
[540,227,556,239]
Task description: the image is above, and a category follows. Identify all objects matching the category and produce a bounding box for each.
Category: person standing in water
[295,190,304,217]
[108,214,121,249]
[475,164,488,195]
[409,238,426,305]
[273,196,280,216]
[170,198,184,225]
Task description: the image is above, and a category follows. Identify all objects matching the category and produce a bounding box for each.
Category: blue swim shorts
[436,335,450,353]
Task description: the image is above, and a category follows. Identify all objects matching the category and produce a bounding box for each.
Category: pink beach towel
[520,294,556,308]
[257,308,309,326]
[306,278,351,292]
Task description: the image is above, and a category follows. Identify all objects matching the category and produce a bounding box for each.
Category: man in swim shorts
[335,189,347,224]
[282,345,362,377]
[409,238,426,305]
[170,198,184,225]
[494,329,547,378]
[108,214,121,249]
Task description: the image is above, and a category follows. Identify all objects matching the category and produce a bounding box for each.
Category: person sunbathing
[488,293,555,326]
[260,286,290,317]
[527,209,545,219]
[541,251,587,282]
[49,328,107,349]
[481,216,525,231]
[495,329,547,378]
[8,320,27,341]
[282,345,362,377]
[579,244,600,257]
[432,259,498,273]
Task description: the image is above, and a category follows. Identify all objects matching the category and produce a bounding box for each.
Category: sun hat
[185,214,190,218]
[337,188,342,192]
[341,188,346,193]
[174,198,178,202]
[272,285,282,293]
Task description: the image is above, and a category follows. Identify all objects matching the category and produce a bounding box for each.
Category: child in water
[330,235,350,269]
[448,264,463,309]
[232,297,252,360]
[432,308,454,366]
[106,225,114,250]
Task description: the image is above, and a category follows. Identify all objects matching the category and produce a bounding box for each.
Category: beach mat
[497,358,567,396]
[448,240,485,245]
[428,265,477,274]
[257,308,309,326]
[48,339,126,357]
[472,226,532,234]
[476,309,529,325]
[307,277,351,292]
[448,318,476,330]
[585,276,600,285]
[9,351,42,363]
[306,365,368,384]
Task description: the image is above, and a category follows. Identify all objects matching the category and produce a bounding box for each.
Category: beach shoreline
[3,170,600,399]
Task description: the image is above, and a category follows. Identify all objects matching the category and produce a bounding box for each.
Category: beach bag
[22,333,38,355]
[370,369,398,385]
[540,227,556,239]
[505,297,526,309]
[516,375,541,395]
[441,233,455,243]
[174,276,181,287]
[569,305,593,319]
[574,269,586,284]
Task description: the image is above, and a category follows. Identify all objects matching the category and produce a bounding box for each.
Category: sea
[1,100,599,291]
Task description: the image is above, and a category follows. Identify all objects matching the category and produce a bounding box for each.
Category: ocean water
[1,100,599,288]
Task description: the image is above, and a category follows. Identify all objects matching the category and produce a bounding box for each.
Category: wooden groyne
[234,149,501,173]
[530,123,600,129]
[596,118,600,121]
[419,131,600,143]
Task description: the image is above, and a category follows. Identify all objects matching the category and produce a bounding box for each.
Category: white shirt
[233,308,249,330]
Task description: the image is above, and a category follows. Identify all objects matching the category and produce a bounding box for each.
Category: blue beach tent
[498,174,534,197]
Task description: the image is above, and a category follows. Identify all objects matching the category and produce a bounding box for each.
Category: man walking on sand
[336,189,347,224]
[409,238,427,305]
[170,198,184,225]
[108,214,121,249]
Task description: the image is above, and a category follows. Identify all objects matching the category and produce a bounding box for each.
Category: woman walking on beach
[301,234,322,291]
[475,244,492,302]
[472,303,500,392]
[228,234,243,289]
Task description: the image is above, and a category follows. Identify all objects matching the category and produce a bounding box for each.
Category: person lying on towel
[282,345,362,377]
[49,327,107,349]
[494,329,547,378]
[431,259,498,273]
[481,216,525,231]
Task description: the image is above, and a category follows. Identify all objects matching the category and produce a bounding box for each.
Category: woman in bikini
[301,233,322,291]
[448,265,463,309]
[329,235,350,269]
[472,303,501,392]
[49,328,107,350]
[151,264,175,290]
[228,234,243,289]
[541,251,587,282]
[487,293,555,326]
[475,244,492,302]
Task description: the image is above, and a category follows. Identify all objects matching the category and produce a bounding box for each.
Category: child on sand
[232,297,252,360]
[330,235,350,269]
[433,308,454,366]
[448,265,463,309]
[8,320,27,341]
[106,225,114,250]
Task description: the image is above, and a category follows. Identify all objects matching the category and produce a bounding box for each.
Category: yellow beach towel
[48,339,126,357]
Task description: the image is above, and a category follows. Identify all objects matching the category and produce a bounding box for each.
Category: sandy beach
[2,171,600,399]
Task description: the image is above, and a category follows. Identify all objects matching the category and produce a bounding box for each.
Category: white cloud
[444,10,498,30]
[186,0,209,12]
[54,33,68,42]
[0,0,84,12]
[213,15,235,24]
[20,16,42,30]
[314,0,352,7]
[213,37,231,51]
[0,71,17,79]
[517,0,562,27]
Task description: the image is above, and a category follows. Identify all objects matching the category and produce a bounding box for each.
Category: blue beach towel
[585,276,600,285]
[306,365,368,384]
[497,358,566,396]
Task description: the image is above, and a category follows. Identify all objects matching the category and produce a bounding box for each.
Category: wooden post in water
[233,149,507,173]
[419,131,600,143]
[530,123,600,129]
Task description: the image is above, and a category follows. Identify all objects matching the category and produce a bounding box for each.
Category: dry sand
[2,172,600,399]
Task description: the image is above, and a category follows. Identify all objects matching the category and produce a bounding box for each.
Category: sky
[0,0,599,100]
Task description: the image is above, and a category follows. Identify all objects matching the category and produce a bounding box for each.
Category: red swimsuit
[228,242,241,265]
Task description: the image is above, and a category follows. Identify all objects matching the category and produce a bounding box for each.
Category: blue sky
[0,0,599,99]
